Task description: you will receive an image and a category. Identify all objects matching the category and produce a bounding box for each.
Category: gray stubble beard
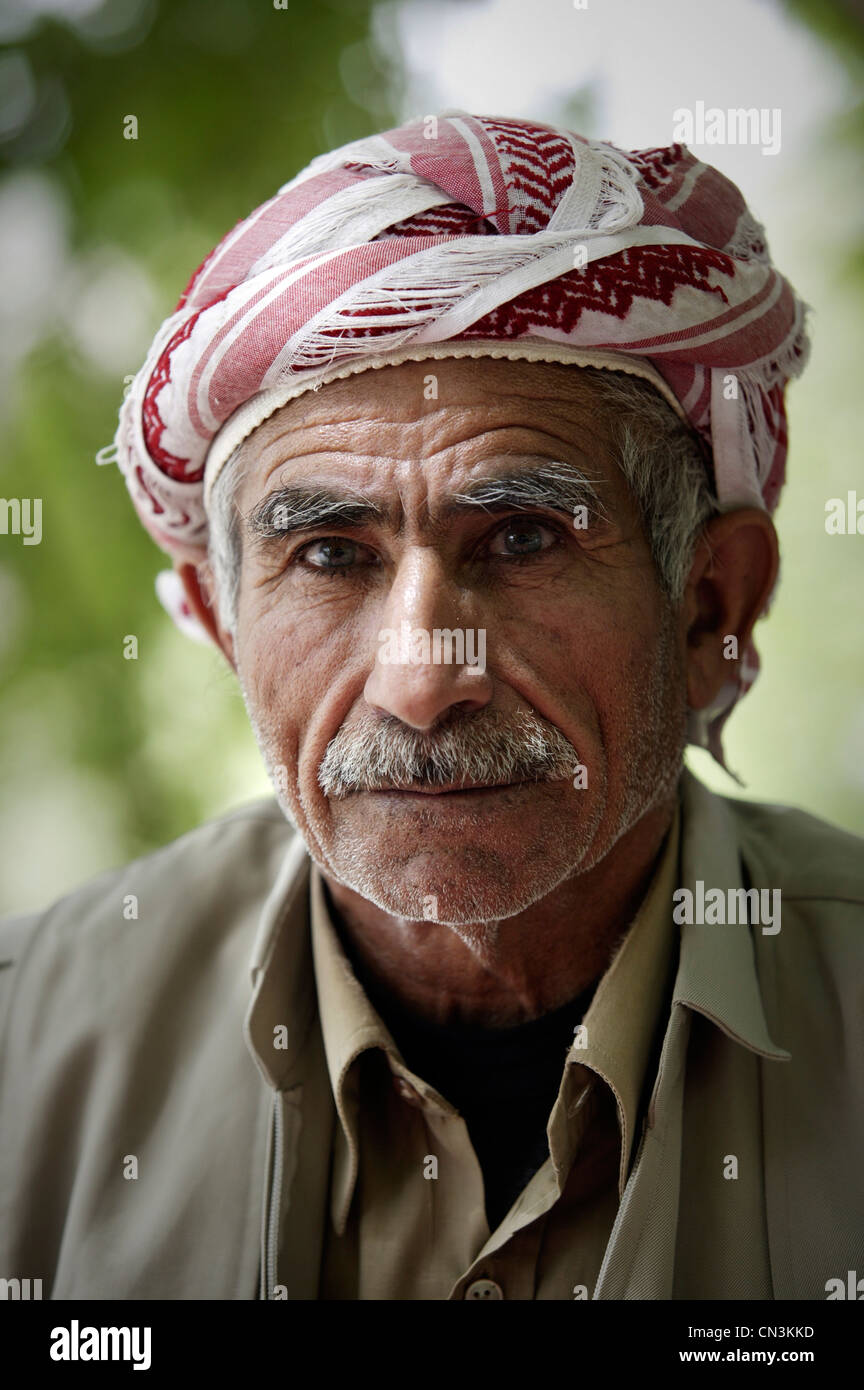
[237,601,687,950]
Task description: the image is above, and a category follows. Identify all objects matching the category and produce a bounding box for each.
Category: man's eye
[299,537,374,571]
[488,519,558,558]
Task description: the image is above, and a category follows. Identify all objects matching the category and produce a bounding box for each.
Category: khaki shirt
[0,769,862,1299]
[312,810,682,1300]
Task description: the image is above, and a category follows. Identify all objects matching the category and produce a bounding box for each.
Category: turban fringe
[109,112,810,772]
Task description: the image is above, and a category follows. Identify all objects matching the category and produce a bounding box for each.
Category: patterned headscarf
[108,111,810,769]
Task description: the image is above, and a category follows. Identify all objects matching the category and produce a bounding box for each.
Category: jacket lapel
[243,831,335,1299]
[596,771,790,1298]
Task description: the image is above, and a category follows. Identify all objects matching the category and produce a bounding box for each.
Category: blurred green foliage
[0,0,400,904]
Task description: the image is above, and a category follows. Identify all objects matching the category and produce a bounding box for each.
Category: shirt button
[465,1279,504,1300]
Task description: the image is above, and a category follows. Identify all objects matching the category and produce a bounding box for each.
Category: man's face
[224,358,688,926]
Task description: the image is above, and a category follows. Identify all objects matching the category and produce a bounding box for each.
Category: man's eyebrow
[245,460,610,543]
[246,486,387,541]
[445,461,609,523]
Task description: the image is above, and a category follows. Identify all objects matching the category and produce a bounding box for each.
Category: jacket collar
[675,768,790,1060]
[243,833,315,1090]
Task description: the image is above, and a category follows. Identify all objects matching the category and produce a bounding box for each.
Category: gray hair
[205,441,246,635]
[205,366,719,634]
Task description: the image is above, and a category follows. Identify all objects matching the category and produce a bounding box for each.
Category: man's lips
[367,780,528,796]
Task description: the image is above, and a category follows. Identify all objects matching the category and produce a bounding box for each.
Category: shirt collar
[309,867,424,1232]
[309,866,405,1103]
[551,800,682,1197]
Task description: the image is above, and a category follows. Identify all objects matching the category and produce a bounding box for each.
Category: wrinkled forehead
[230,357,635,517]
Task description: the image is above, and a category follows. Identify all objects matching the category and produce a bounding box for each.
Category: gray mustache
[318,708,578,797]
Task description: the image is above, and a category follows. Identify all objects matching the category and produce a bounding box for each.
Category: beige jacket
[0,768,862,1300]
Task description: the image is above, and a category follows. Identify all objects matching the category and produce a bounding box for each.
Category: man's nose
[363,549,493,730]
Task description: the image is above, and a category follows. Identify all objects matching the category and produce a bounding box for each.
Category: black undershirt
[349,962,599,1232]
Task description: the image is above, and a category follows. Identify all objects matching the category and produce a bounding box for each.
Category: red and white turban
[109,111,809,769]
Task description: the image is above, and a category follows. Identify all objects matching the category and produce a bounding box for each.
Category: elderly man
[1,112,862,1303]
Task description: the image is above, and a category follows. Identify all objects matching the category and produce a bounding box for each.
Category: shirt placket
[445,1064,605,1300]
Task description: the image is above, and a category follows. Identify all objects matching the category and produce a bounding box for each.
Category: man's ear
[682,508,779,715]
[174,561,237,672]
